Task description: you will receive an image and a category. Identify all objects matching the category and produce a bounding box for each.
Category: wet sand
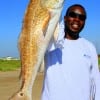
[0,70,44,100]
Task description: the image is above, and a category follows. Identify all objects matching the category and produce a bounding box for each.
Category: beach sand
[0,70,43,100]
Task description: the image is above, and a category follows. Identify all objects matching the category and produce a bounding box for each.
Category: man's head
[64,4,87,39]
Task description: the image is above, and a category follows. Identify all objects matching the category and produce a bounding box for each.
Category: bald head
[66,4,87,18]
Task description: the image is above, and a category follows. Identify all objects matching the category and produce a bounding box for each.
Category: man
[41,4,100,100]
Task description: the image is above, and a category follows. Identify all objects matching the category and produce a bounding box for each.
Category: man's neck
[65,33,79,40]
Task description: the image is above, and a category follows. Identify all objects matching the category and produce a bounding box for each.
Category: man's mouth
[71,23,80,30]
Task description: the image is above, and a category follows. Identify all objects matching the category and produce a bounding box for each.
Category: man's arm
[90,44,100,100]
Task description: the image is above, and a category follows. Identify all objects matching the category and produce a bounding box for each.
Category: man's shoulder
[80,37,95,49]
[80,37,97,54]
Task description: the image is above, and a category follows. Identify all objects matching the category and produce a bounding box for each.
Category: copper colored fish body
[9,0,64,100]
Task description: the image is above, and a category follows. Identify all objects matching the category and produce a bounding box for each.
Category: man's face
[64,6,86,39]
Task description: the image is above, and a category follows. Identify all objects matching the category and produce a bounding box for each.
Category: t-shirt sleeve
[90,44,100,100]
[46,37,56,52]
